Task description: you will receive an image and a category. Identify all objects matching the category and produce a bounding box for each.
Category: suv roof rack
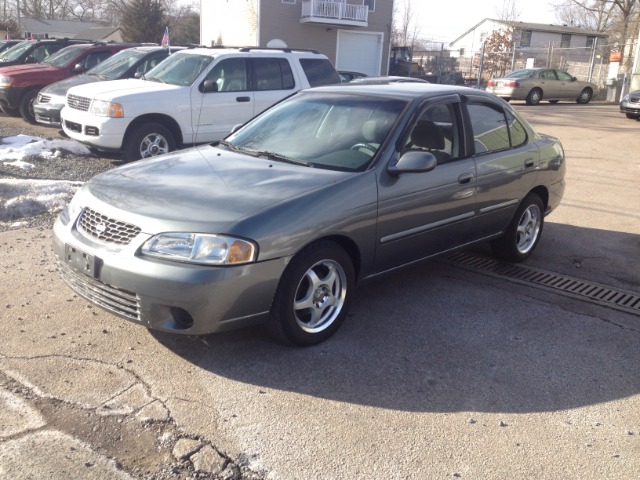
[238,46,319,54]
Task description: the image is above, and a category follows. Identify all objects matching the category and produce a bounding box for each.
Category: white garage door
[336,30,383,76]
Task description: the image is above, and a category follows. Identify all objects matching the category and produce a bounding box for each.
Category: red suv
[0,42,138,123]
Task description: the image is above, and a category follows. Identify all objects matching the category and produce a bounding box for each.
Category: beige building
[200,0,393,76]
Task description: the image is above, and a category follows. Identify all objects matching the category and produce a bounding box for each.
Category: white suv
[60,47,340,161]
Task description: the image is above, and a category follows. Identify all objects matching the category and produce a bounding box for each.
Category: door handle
[458,173,474,184]
[524,158,535,168]
[236,96,251,102]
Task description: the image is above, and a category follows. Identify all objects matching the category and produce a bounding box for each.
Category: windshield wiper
[253,150,312,167]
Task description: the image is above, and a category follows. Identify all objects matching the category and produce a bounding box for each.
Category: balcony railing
[301,0,369,27]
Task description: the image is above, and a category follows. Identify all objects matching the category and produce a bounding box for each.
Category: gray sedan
[53,84,566,345]
[486,68,596,105]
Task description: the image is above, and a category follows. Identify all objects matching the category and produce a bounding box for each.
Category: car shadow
[149,222,640,415]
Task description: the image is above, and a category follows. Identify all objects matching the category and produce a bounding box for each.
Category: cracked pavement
[1,104,639,479]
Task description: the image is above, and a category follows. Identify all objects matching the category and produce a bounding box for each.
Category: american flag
[161,27,170,54]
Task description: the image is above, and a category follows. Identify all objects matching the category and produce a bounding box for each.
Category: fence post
[588,37,598,83]
[477,41,486,88]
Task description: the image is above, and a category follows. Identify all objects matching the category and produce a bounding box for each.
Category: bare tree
[392,0,421,48]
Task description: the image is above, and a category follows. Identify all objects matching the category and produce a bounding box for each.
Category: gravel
[0,116,123,231]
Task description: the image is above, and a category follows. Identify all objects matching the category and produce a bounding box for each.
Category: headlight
[621,94,629,102]
[59,189,85,226]
[89,99,124,117]
[0,76,13,87]
[141,233,257,265]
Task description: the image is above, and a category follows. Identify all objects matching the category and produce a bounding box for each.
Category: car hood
[0,63,60,76]
[83,145,351,233]
[41,74,100,96]
[68,78,184,101]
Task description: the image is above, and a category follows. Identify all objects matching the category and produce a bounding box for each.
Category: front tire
[625,113,639,120]
[491,193,544,262]
[525,88,543,105]
[123,122,175,161]
[19,90,38,124]
[576,88,593,104]
[269,241,355,346]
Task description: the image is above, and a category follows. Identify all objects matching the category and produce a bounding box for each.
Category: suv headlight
[0,76,13,87]
[89,99,124,117]
[141,233,257,265]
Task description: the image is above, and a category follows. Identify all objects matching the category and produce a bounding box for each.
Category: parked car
[53,83,566,346]
[34,45,182,127]
[349,76,429,85]
[486,68,596,105]
[338,70,367,82]
[60,46,341,161]
[0,38,89,67]
[619,89,640,119]
[0,42,138,122]
[0,39,21,55]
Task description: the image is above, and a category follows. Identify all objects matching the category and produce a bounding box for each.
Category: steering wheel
[350,143,378,155]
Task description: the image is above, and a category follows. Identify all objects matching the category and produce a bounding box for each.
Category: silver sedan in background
[486,68,597,105]
[53,83,566,346]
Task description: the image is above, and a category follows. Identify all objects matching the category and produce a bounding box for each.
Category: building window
[520,30,532,47]
[282,0,296,4]
[561,34,571,48]
[586,36,596,48]
[364,0,375,11]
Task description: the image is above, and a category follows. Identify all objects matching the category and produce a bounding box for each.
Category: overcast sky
[410,1,560,42]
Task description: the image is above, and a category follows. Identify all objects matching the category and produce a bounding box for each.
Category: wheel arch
[123,114,184,149]
[528,185,549,212]
[288,234,363,283]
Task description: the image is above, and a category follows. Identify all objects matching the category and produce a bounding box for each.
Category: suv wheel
[19,90,38,124]
[123,122,175,161]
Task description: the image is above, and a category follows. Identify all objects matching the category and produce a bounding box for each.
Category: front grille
[58,260,141,321]
[629,95,640,104]
[67,93,91,111]
[78,207,141,245]
[38,94,51,103]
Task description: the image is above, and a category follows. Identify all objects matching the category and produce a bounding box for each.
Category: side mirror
[134,71,143,79]
[571,76,577,81]
[72,63,85,73]
[25,55,36,64]
[201,80,218,93]
[387,150,438,176]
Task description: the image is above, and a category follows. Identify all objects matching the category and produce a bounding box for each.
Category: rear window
[299,58,340,87]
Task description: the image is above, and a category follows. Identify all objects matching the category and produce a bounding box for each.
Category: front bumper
[53,214,289,335]
[34,101,64,126]
[60,106,130,151]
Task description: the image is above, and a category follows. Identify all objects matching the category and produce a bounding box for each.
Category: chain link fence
[411,41,638,100]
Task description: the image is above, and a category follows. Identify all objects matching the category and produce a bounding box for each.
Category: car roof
[309,82,490,100]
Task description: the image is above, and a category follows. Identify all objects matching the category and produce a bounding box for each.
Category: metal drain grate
[443,251,640,316]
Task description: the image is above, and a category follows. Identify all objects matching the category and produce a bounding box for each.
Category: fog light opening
[170,307,194,330]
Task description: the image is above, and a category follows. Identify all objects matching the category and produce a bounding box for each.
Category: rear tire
[491,193,544,262]
[525,88,543,105]
[269,241,354,346]
[123,122,175,161]
[576,88,592,104]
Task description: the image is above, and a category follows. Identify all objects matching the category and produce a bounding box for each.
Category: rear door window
[252,58,295,90]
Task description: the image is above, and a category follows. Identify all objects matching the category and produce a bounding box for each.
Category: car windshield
[505,69,536,79]
[87,48,147,79]
[144,53,214,86]
[225,91,408,172]
[0,41,32,61]
[43,45,85,68]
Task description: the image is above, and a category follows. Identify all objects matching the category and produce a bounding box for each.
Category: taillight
[487,80,495,87]
[504,80,519,88]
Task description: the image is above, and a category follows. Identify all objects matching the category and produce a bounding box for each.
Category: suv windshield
[43,45,85,68]
[144,53,214,86]
[226,92,407,172]
[0,41,32,61]
[87,48,147,79]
